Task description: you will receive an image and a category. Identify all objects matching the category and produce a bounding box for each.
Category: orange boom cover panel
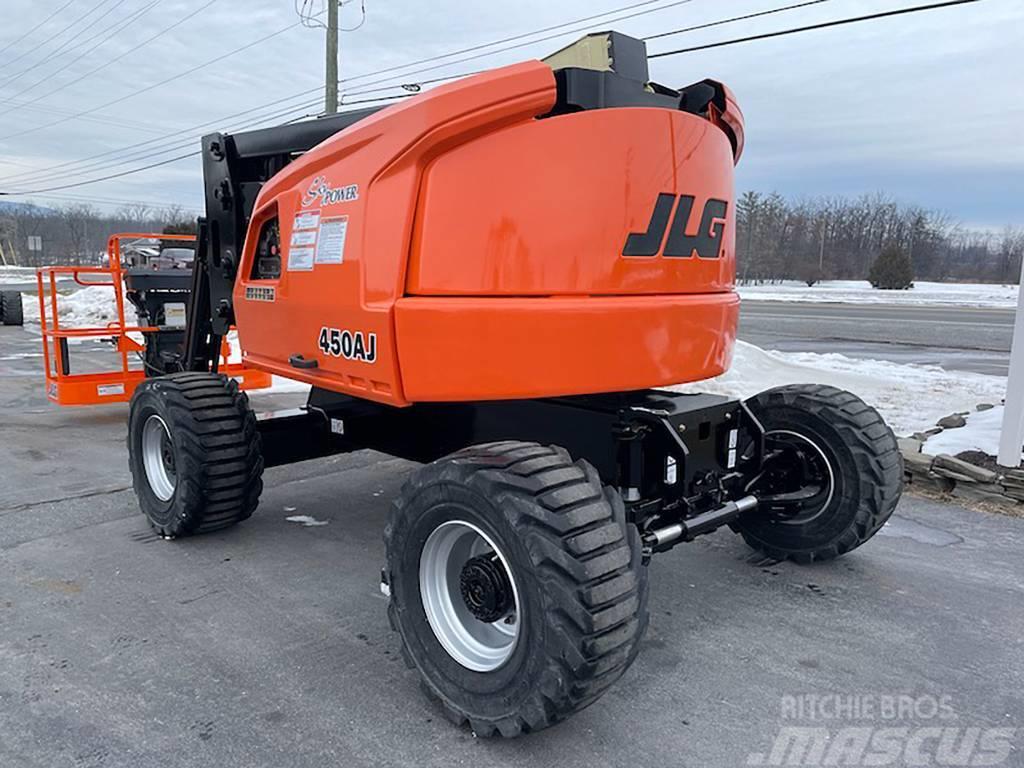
[407,107,736,296]
[233,59,741,406]
[395,294,738,401]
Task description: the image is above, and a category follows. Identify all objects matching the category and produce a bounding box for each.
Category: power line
[1,76,440,190]
[296,0,367,32]
[0,0,683,184]
[0,0,673,145]
[19,191,204,212]
[2,0,215,113]
[0,92,413,195]
[332,0,695,98]
[0,89,326,186]
[649,0,981,58]
[0,0,77,58]
[0,0,124,83]
[1,151,200,195]
[327,0,668,84]
[0,0,110,72]
[4,0,980,194]
[0,8,319,143]
[642,0,831,41]
[0,94,170,135]
[3,74,467,191]
[3,1,160,103]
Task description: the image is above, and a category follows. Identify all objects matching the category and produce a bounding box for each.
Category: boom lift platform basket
[36,232,270,406]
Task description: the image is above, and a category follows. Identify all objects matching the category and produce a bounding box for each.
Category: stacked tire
[0,291,23,325]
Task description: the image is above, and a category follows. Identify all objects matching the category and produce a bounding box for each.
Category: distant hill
[0,200,58,216]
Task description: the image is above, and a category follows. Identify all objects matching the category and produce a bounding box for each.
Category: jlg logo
[622,194,729,259]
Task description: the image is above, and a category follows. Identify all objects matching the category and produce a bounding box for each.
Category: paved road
[740,301,1014,376]
[1,327,1022,767]
[1,277,76,292]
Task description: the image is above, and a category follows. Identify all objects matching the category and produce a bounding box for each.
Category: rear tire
[128,372,263,537]
[384,441,649,737]
[0,291,23,325]
[738,384,902,562]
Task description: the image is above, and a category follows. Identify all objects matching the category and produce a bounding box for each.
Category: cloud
[0,0,1016,226]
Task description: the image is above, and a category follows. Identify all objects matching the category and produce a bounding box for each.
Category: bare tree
[60,204,99,265]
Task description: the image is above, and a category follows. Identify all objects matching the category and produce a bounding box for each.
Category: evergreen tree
[868,245,914,290]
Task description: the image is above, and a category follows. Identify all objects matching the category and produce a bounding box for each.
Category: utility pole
[325,0,339,114]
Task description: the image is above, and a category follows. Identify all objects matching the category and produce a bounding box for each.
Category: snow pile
[671,341,1007,437]
[738,280,1018,308]
[924,406,1020,463]
[20,285,124,328]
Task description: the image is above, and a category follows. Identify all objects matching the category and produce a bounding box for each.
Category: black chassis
[171,32,767,552]
[260,389,766,554]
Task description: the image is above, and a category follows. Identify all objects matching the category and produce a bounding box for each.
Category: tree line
[1,192,1022,284]
[0,202,196,267]
[736,191,1023,285]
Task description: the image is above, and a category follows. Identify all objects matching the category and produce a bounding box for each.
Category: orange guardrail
[37,232,271,406]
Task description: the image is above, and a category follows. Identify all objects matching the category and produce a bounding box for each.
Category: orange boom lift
[121,33,901,736]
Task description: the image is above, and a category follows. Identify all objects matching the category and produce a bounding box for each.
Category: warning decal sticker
[288,246,315,271]
[291,229,317,247]
[294,210,320,231]
[315,216,348,265]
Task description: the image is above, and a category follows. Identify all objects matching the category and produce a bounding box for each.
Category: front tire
[0,291,23,325]
[128,372,263,537]
[384,441,649,737]
[738,384,902,562]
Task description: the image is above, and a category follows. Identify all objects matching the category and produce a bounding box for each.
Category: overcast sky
[0,0,1018,229]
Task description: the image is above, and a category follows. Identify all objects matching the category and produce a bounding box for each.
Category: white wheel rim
[419,520,521,672]
[142,414,176,502]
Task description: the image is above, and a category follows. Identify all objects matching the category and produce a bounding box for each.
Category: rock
[1002,486,1024,502]
[936,414,967,429]
[976,403,995,412]
[953,483,1018,506]
[912,473,955,494]
[932,468,978,484]
[932,454,998,484]
[902,451,934,475]
[898,437,923,455]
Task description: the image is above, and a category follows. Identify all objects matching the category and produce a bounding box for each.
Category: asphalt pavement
[1,324,1022,767]
[740,301,1014,376]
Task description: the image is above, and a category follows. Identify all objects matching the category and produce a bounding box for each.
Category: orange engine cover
[233,60,741,406]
